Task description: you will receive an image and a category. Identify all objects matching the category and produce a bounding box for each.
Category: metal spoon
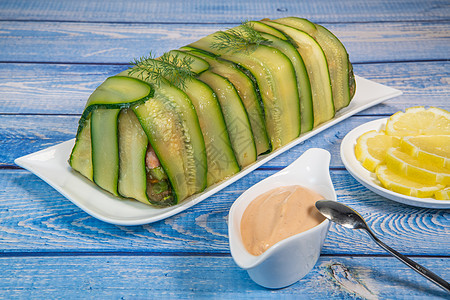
[315,200,450,293]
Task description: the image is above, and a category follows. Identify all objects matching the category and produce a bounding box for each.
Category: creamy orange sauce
[240,185,326,256]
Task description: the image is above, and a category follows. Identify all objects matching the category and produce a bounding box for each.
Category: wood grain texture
[0,64,125,115]
[0,61,448,116]
[0,114,369,167]
[0,21,448,63]
[351,62,450,115]
[0,114,384,167]
[0,0,448,23]
[4,113,450,169]
[0,256,448,299]
[0,115,78,166]
[1,169,448,256]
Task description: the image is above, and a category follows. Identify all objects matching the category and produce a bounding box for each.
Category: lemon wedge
[385,147,450,185]
[385,106,450,137]
[400,135,450,169]
[355,130,400,172]
[435,187,450,200]
[375,164,445,198]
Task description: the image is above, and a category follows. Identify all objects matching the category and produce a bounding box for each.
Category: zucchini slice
[198,71,257,168]
[274,17,353,111]
[132,78,207,204]
[166,50,209,75]
[189,33,301,149]
[69,114,93,180]
[181,47,271,155]
[78,76,153,133]
[118,108,175,205]
[91,108,121,196]
[244,22,314,133]
[262,20,335,127]
[182,76,240,186]
[117,108,149,204]
[248,20,287,40]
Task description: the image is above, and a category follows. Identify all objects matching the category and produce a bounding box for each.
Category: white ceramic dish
[340,118,450,209]
[228,148,336,289]
[15,76,402,225]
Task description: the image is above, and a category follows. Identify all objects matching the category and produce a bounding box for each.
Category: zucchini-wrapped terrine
[69,17,356,207]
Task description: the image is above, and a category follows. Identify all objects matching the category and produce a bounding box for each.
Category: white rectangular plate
[15,76,402,225]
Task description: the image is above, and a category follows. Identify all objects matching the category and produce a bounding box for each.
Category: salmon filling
[145,144,174,205]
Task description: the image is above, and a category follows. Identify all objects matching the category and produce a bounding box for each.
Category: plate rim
[15,76,405,225]
[340,118,450,209]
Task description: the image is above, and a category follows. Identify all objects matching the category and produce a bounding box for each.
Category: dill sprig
[211,21,272,54]
[128,51,194,90]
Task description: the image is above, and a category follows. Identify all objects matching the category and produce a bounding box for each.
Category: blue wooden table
[1,0,449,298]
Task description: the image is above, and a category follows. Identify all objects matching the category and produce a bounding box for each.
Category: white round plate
[340,118,450,209]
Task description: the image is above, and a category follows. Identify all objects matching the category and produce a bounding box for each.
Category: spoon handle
[365,229,450,293]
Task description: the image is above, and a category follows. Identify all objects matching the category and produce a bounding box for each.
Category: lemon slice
[435,187,450,200]
[355,130,400,172]
[400,135,450,169]
[375,164,445,198]
[385,106,450,137]
[385,148,450,185]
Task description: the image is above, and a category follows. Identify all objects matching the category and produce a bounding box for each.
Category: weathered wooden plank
[1,61,448,116]
[5,112,450,169]
[0,115,380,167]
[0,64,124,115]
[352,62,450,115]
[0,115,78,167]
[0,21,448,63]
[0,255,448,299]
[1,168,448,256]
[0,0,448,23]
